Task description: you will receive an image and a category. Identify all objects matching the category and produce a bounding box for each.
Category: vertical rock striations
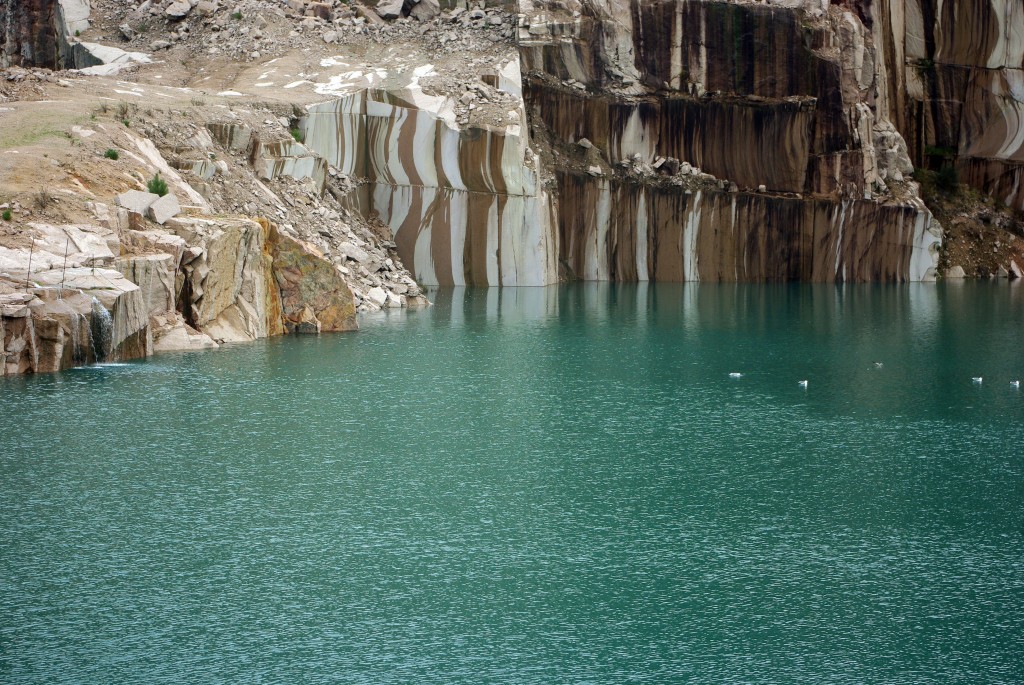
[520,0,941,282]
[877,0,1024,209]
[300,79,558,287]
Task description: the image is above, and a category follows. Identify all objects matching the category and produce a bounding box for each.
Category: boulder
[375,0,404,19]
[147,193,181,225]
[338,241,370,264]
[410,0,440,22]
[944,265,966,279]
[165,0,192,18]
[195,0,218,16]
[268,225,357,333]
[365,287,387,307]
[308,1,332,20]
[115,190,160,215]
[151,312,218,352]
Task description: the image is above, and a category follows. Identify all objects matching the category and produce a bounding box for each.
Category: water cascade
[90,297,113,363]
[68,309,84,365]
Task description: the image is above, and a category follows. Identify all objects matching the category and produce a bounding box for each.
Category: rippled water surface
[2,283,1023,684]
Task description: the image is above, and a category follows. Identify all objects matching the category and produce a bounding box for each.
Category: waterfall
[68,309,84,364]
[90,297,113,363]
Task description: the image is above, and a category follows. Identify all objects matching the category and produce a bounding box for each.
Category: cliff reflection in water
[364,281,1024,421]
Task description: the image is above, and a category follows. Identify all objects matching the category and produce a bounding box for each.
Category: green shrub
[232,11,243,19]
[2,209,12,222]
[147,173,168,197]
[925,144,956,159]
[936,165,959,194]
[290,127,304,143]
[104,148,119,160]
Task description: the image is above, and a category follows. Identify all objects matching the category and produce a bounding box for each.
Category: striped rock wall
[556,174,940,283]
[301,89,558,286]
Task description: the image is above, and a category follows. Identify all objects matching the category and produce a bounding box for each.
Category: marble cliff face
[301,75,558,287]
[293,0,957,284]
[518,0,942,283]
[876,0,1024,210]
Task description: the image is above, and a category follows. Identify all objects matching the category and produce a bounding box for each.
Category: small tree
[147,173,168,197]
[936,165,959,194]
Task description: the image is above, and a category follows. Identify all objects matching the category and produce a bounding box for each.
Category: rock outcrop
[0,222,150,374]
[1,212,359,375]
[0,0,58,69]
[266,221,357,333]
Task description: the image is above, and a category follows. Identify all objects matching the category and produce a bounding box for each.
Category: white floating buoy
[1011,380,1020,389]
[729,372,743,378]
[972,377,983,384]
[798,380,808,388]
[873,361,883,368]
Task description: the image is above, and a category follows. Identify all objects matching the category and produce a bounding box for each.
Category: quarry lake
[2,282,1023,684]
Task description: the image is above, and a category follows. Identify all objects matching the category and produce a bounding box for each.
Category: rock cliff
[4,0,1024,373]
[520,0,944,281]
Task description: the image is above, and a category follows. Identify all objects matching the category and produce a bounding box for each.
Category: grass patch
[2,209,12,221]
[104,148,119,160]
[290,127,304,143]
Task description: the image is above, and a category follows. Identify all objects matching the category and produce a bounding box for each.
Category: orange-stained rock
[267,224,357,333]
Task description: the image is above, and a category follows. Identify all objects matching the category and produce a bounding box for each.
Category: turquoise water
[2,283,1023,684]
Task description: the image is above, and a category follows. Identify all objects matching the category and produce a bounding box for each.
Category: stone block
[147,193,181,225]
[115,190,160,214]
